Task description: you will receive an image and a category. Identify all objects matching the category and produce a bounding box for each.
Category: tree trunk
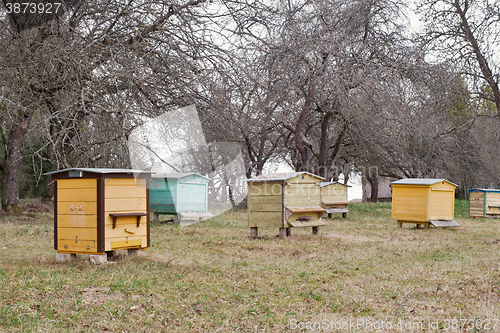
[1,112,34,211]
[369,176,379,203]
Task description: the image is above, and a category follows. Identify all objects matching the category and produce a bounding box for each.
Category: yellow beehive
[247,172,325,238]
[319,182,350,218]
[391,178,459,228]
[469,189,500,218]
[46,168,153,255]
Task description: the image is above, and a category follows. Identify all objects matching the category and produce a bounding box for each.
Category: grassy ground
[1,200,500,332]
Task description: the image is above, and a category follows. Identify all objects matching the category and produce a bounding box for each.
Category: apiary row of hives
[47,168,498,259]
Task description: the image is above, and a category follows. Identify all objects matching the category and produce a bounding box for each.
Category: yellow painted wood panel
[391,187,428,220]
[248,211,282,228]
[57,188,97,202]
[321,192,347,202]
[321,188,347,203]
[58,227,97,242]
[249,195,282,205]
[286,212,323,227]
[285,184,319,197]
[285,184,320,207]
[110,239,142,249]
[104,178,147,187]
[105,236,147,251]
[57,239,97,253]
[248,195,282,212]
[104,223,147,238]
[486,193,500,206]
[57,179,97,189]
[105,185,146,199]
[429,190,454,220]
[57,202,97,215]
[430,182,456,191]
[105,198,147,212]
[248,183,282,196]
[286,197,320,207]
[58,214,97,228]
[392,203,426,220]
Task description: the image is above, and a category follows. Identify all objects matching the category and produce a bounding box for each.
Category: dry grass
[1,200,500,332]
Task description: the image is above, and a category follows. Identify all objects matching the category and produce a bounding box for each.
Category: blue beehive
[150,173,213,222]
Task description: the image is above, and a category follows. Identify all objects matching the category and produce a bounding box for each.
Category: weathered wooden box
[469,188,500,218]
[247,172,326,238]
[319,181,350,218]
[150,173,212,222]
[47,168,152,255]
[391,178,459,228]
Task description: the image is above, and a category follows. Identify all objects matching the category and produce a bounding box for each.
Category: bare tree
[0,0,213,211]
[231,0,409,180]
[417,0,500,119]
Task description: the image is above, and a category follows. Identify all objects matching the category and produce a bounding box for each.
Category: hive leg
[90,253,107,265]
[312,226,319,235]
[153,213,159,222]
[55,253,77,263]
[279,228,287,239]
[342,212,347,218]
[397,221,402,228]
[286,228,291,236]
[328,213,332,219]
[250,227,258,238]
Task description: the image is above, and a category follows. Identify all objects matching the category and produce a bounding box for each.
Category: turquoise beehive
[150,173,212,222]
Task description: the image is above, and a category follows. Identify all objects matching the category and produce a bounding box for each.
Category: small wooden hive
[319,181,350,218]
[150,173,212,222]
[47,168,153,255]
[469,188,500,218]
[391,178,459,228]
[247,172,326,238]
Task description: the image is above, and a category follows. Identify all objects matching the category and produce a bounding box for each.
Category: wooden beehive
[247,172,326,238]
[319,182,350,218]
[46,168,153,255]
[469,189,500,218]
[391,178,459,228]
[149,173,212,222]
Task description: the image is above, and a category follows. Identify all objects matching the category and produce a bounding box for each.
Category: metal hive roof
[44,168,154,176]
[152,172,210,180]
[469,188,500,193]
[391,178,457,187]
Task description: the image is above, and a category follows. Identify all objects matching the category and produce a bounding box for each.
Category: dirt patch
[82,287,125,304]
[21,201,52,213]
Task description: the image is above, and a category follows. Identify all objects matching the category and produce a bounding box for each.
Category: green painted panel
[149,178,176,212]
[150,177,208,214]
